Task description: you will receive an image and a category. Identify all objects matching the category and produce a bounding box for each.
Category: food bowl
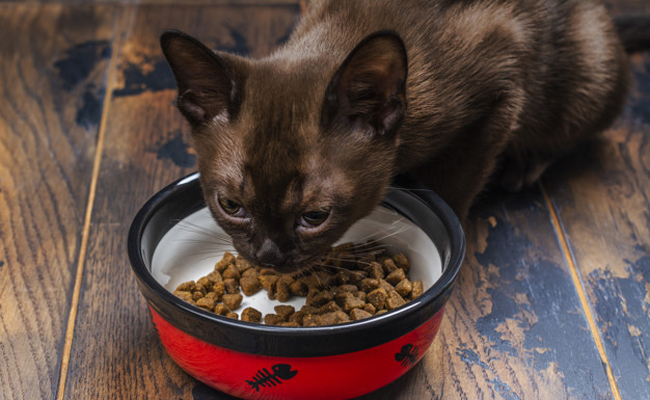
[128,173,464,400]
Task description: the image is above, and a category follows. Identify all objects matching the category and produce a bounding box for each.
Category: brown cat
[161,0,631,272]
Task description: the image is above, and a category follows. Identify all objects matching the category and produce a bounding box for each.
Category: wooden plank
[0,3,118,400]
[542,50,650,400]
[62,4,301,400]
[357,189,614,400]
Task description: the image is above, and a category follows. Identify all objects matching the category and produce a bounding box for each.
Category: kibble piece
[350,308,373,321]
[335,270,351,285]
[176,281,195,292]
[319,300,342,314]
[302,314,321,327]
[222,264,241,280]
[396,279,413,297]
[366,261,385,280]
[173,290,193,303]
[382,258,399,274]
[259,274,279,295]
[393,253,410,270]
[338,284,359,293]
[215,252,236,272]
[378,279,395,293]
[214,303,231,316]
[236,255,254,273]
[385,290,407,310]
[204,291,219,301]
[299,305,320,315]
[335,292,366,311]
[241,307,263,323]
[197,276,212,287]
[367,288,388,310]
[222,293,243,310]
[363,303,377,315]
[206,270,223,284]
[242,268,259,279]
[289,280,309,296]
[274,305,296,320]
[319,311,350,325]
[354,291,367,302]
[359,278,379,292]
[313,271,336,289]
[411,280,424,299]
[193,281,209,294]
[196,295,216,311]
[226,312,239,320]
[212,281,226,299]
[347,271,366,285]
[192,291,205,301]
[276,275,295,302]
[224,278,240,294]
[288,311,306,324]
[264,313,284,326]
[357,256,376,268]
[385,269,406,286]
[240,276,262,296]
[307,289,334,307]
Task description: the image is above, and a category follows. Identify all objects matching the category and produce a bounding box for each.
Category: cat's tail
[614,15,650,52]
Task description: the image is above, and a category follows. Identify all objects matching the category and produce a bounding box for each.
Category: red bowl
[128,173,464,400]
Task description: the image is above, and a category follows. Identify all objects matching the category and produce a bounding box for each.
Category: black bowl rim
[128,172,465,357]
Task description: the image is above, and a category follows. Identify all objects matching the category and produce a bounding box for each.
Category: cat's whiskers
[319,257,374,267]
[346,225,411,254]
[349,217,409,244]
[175,220,235,245]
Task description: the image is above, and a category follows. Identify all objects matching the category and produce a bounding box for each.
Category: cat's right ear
[321,31,408,138]
[161,30,244,126]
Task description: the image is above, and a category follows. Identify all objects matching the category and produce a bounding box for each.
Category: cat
[161,0,638,272]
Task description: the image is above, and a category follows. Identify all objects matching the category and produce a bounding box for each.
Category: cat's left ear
[161,30,245,126]
[321,31,408,138]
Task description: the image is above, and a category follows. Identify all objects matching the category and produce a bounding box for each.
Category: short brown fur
[161,0,629,271]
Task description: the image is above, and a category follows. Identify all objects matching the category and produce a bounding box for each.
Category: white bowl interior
[151,205,442,317]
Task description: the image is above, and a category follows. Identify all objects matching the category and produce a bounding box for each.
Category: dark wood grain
[0,0,645,399]
[0,4,117,400]
[543,50,650,400]
[357,188,614,400]
[61,4,300,400]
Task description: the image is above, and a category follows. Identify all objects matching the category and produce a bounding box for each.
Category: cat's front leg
[409,104,520,222]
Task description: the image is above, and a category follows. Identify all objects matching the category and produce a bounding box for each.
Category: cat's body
[162,0,630,272]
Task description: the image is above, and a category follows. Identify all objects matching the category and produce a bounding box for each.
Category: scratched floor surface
[0,1,648,400]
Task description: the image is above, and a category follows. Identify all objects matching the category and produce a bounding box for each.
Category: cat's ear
[161,30,244,126]
[321,31,408,137]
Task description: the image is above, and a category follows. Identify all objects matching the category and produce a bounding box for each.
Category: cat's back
[282,0,609,59]
[267,0,626,170]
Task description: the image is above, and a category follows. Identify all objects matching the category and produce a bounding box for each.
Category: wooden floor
[1,1,649,399]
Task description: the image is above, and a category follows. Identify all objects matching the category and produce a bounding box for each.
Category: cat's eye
[299,209,331,228]
[217,197,248,218]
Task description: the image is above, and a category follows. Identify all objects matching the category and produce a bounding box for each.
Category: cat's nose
[255,238,287,266]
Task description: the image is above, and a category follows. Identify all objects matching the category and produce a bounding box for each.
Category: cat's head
[161,30,407,272]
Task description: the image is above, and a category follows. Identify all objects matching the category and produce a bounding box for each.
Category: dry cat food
[173,242,423,327]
